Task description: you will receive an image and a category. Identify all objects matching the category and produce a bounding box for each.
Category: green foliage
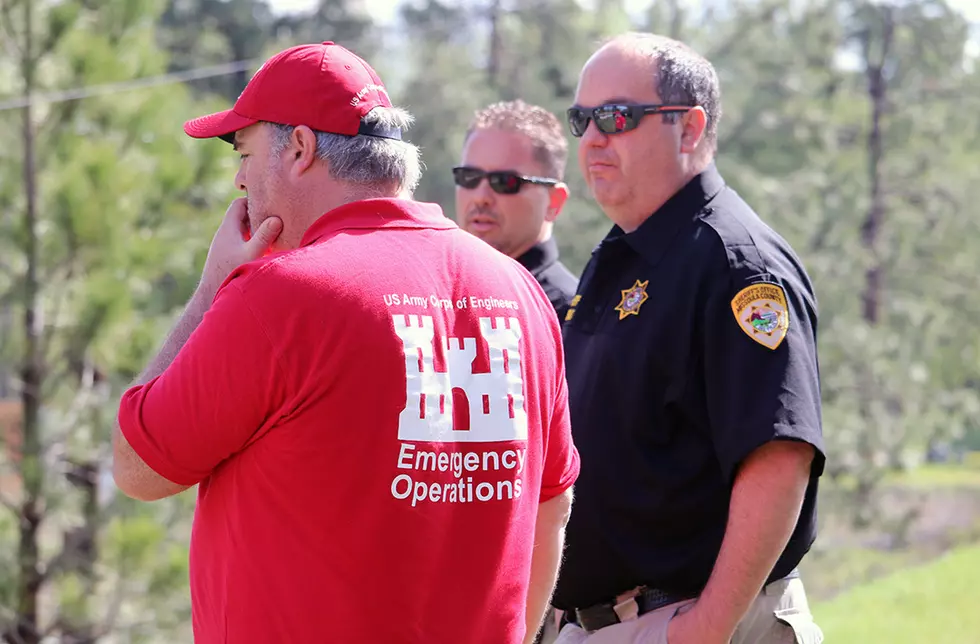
[396,1,498,208]
[158,0,274,100]
[0,509,16,609]
[0,0,233,639]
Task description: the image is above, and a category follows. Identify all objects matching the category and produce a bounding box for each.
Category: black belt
[563,568,800,634]
[563,587,695,633]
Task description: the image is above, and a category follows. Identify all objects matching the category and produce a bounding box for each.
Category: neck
[288,180,401,247]
[508,225,552,260]
[611,158,711,233]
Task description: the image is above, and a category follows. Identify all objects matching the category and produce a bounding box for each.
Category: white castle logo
[392,314,527,443]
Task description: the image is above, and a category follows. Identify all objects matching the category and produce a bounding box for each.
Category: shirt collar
[602,163,726,265]
[300,198,457,247]
[517,237,560,275]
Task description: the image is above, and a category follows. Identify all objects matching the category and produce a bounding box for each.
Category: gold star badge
[614,280,649,320]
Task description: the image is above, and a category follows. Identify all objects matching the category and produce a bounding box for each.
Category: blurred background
[1,0,979,642]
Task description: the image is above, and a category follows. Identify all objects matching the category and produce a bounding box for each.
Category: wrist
[687,600,737,642]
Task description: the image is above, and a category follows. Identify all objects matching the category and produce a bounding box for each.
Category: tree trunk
[487,0,502,89]
[852,6,895,530]
[12,0,44,641]
[668,0,682,40]
[862,8,894,325]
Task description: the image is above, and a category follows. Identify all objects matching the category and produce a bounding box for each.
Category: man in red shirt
[112,41,579,644]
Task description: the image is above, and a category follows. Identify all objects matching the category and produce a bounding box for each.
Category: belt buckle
[612,592,640,622]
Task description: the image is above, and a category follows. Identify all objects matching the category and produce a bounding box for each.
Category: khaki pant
[545,578,823,644]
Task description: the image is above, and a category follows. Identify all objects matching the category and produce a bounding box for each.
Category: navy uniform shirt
[517,237,579,319]
[552,164,826,611]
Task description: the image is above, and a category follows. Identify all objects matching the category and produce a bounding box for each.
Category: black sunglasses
[566,103,694,137]
[452,166,558,195]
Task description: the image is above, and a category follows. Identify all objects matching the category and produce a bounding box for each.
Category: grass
[812,543,980,643]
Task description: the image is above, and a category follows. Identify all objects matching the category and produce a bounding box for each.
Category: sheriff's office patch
[731,283,789,350]
[615,279,649,320]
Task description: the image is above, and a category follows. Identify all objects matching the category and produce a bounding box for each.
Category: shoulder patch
[730,283,789,350]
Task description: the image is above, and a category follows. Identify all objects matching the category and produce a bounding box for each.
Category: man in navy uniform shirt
[455,99,579,320]
[551,32,826,644]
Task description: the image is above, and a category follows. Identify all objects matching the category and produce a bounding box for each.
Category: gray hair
[605,32,722,152]
[267,107,422,195]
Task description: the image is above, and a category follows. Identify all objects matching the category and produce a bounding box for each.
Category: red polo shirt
[117,198,579,644]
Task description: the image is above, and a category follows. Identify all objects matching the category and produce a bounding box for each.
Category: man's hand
[666,602,728,644]
[201,198,283,294]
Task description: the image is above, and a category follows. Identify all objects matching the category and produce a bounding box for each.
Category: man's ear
[679,106,708,154]
[289,125,319,175]
[545,182,570,222]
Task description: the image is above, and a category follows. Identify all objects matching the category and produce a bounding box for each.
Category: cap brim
[183,109,258,144]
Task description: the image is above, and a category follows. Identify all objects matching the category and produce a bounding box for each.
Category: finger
[228,198,250,241]
[240,216,252,242]
[225,197,248,223]
[247,216,283,251]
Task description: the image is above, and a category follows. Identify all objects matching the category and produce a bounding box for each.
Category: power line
[0,58,262,113]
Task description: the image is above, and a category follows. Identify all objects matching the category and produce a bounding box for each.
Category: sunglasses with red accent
[452,166,559,195]
[566,103,694,137]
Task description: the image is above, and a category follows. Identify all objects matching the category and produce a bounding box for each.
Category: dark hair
[605,32,722,151]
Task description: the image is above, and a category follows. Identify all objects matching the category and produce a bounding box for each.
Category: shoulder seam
[697,205,770,277]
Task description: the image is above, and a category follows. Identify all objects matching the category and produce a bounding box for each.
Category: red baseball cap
[183,41,401,144]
